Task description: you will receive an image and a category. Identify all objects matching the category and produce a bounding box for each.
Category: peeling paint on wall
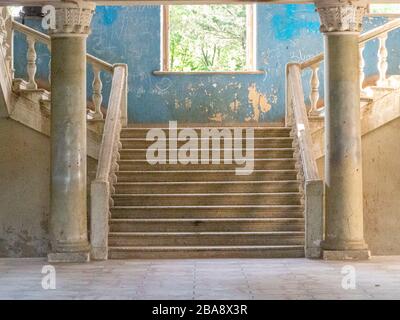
[247,83,271,122]
[87,4,324,123]
[209,112,226,123]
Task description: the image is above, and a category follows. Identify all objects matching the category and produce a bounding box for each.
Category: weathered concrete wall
[0,118,50,257]
[316,117,400,255]
[0,118,98,257]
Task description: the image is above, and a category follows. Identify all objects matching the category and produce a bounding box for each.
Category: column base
[91,247,108,261]
[323,249,371,261]
[306,247,322,259]
[48,252,90,263]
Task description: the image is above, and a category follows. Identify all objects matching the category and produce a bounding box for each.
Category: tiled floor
[1,256,400,299]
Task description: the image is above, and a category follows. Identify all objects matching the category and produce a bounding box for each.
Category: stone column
[48,1,96,263]
[315,0,370,260]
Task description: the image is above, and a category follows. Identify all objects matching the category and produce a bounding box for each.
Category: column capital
[50,1,96,37]
[315,0,368,33]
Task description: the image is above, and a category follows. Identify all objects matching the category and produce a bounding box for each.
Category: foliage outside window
[369,4,400,15]
[164,5,255,72]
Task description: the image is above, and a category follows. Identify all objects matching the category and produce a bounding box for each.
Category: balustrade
[296,19,400,115]
[9,20,113,119]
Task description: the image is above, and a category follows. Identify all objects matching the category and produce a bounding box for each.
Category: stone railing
[90,64,128,260]
[5,18,114,120]
[299,18,400,116]
[286,63,323,259]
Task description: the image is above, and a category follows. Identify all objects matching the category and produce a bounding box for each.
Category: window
[368,4,400,16]
[161,5,256,73]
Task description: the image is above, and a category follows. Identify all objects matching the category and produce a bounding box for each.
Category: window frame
[157,4,262,75]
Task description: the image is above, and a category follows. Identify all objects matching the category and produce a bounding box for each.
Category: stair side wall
[316,117,400,255]
[0,118,98,257]
[0,118,50,257]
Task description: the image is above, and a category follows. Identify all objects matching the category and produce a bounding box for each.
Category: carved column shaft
[315,0,370,260]
[48,1,96,263]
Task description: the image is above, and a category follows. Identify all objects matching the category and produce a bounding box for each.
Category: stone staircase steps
[120,137,294,149]
[120,127,292,138]
[108,245,305,259]
[117,159,296,171]
[109,218,305,232]
[110,205,305,219]
[112,192,303,206]
[114,180,302,194]
[115,169,299,182]
[119,148,295,159]
[108,231,305,246]
[108,126,305,259]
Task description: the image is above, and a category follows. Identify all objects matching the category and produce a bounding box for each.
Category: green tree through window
[369,4,400,15]
[168,5,249,72]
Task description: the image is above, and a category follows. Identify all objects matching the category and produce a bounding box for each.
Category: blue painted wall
[14,5,400,124]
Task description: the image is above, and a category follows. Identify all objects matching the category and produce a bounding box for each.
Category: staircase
[4,8,399,260]
[107,126,305,259]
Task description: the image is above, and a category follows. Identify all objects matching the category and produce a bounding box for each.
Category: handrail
[300,53,323,70]
[12,20,114,73]
[12,19,49,44]
[96,64,126,181]
[90,63,128,261]
[300,18,400,71]
[286,63,324,259]
[287,63,319,181]
[359,18,400,45]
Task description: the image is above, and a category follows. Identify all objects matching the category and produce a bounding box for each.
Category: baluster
[308,63,320,116]
[377,33,388,87]
[91,65,103,120]
[47,43,51,84]
[26,35,37,89]
[0,8,11,76]
[359,44,365,93]
[0,8,7,55]
[6,31,13,78]
[4,9,13,77]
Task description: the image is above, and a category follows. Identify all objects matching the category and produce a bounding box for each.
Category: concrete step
[110,205,305,219]
[120,137,294,149]
[120,127,292,139]
[108,245,305,259]
[119,148,295,160]
[117,159,297,171]
[114,180,301,194]
[109,218,305,232]
[115,169,299,182]
[108,231,305,246]
[112,192,303,206]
